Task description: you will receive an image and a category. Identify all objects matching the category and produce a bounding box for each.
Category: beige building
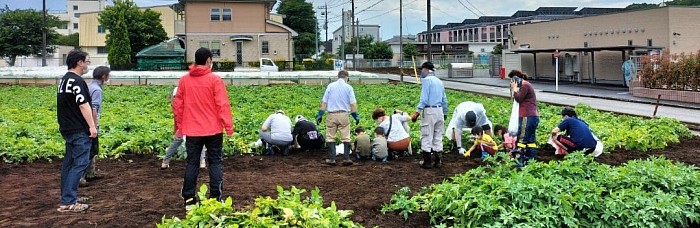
[50,0,109,36]
[507,6,700,85]
[183,0,297,65]
[79,5,181,65]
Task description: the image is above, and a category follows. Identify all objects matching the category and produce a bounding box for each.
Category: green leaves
[159,185,363,227]
[382,154,700,227]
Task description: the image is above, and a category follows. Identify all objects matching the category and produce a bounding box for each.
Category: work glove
[458,147,466,155]
[350,112,360,125]
[462,149,471,158]
[411,112,420,122]
[316,110,325,125]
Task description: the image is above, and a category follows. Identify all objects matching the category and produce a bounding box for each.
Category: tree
[0,7,62,66]
[403,42,419,60]
[339,35,374,57]
[277,0,318,58]
[491,43,503,55]
[99,0,167,63]
[107,14,131,66]
[624,3,658,10]
[54,33,79,48]
[365,41,393,59]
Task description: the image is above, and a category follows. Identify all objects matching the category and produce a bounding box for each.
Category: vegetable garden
[0,83,698,227]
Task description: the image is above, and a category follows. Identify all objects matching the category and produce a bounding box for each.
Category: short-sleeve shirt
[292,120,320,140]
[88,80,103,127]
[558,117,597,149]
[57,72,92,135]
[263,113,293,142]
[355,133,372,157]
[378,114,410,143]
[371,136,388,159]
[321,79,356,112]
[474,134,496,147]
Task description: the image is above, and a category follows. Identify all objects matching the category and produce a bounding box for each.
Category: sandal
[57,202,89,212]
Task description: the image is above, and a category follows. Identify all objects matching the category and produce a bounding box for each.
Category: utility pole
[341,8,345,63]
[315,23,318,59]
[427,0,432,62]
[318,4,328,53]
[351,0,356,70]
[399,0,403,70]
[42,0,47,67]
[355,18,360,70]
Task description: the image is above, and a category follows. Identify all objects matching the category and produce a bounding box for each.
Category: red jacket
[174,65,234,136]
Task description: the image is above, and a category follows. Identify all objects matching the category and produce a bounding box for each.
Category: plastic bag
[591,133,604,157]
[507,100,520,136]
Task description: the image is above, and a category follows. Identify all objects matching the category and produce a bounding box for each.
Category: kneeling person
[292,115,325,151]
[551,107,599,156]
[371,127,389,163]
[464,126,497,159]
[260,110,293,155]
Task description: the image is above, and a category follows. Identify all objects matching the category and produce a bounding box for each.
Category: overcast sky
[3,0,656,41]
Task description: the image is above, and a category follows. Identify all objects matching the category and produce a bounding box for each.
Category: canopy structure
[512,45,663,83]
[135,38,185,70]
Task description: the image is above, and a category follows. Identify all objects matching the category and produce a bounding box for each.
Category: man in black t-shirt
[292,115,325,151]
[56,50,97,213]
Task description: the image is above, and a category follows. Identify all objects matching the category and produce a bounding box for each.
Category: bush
[383,153,700,227]
[248,61,260,68]
[639,49,700,91]
[159,185,363,227]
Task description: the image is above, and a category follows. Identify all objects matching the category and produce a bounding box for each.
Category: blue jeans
[181,134,224,202]
[516,116,540,161]
[60,131,91,205]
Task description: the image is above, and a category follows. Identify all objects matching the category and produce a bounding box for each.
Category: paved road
[379,74,700,129]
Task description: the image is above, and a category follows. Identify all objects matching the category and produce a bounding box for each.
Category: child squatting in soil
[371,127,389,163]
[161,86,206,169]
[464,126,498,159]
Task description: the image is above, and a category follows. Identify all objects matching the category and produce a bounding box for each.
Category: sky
[3,0,658,41]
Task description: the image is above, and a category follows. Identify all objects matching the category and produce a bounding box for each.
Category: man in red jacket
[174,47,234,209]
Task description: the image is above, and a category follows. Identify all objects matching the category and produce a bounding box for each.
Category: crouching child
[464,126,498,159]
[371,127,389,163]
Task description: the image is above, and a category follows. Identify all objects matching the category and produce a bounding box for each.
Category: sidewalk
[378,74,700,129]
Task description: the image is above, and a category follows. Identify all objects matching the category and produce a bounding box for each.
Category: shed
[135,38,185,71]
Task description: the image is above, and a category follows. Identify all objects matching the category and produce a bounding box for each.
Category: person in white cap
[259,110,293,155]
[292,115,325,151]
[445,101,494,155]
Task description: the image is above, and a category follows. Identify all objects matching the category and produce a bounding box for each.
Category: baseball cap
[420,61,435,70]
[465,111,477,127]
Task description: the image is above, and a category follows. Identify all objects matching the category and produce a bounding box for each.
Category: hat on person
[420,61,435,71]
[296,115,306,122]
[276,109,285,115]
[465,111,477,127]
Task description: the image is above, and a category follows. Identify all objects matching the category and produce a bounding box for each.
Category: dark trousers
[517,116,540,160]
[298,134,325,151]
[181,133,223,202]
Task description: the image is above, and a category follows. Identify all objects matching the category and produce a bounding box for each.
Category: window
[97,25,106,33]
[74,13,79,18]
[73,23,78,29]
[647,39,653,47]
[97,47,107,54]
[59,23,68,29]
[199,41,209,48]
[222,8,231,21]
[628,40,633,46]
[73,5,78,10]
[262,41,269,54]
[210,8,220,21]
[584,42,588,48]
[211,41,221,57]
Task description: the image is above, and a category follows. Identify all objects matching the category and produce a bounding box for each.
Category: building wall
[331,25,381,55]
[67,0,109,34]
[186,33,292,63]
[185,2,267,33]
[79,12,107,47]
[668,7,700,54]
[149,6,177,38]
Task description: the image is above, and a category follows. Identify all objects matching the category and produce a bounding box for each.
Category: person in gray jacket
[260,110,293,156]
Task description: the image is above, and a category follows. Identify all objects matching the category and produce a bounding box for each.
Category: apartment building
[331,24,381,56]
[50,0,109,35]
[415,7,624,60]
[183,0,297,64]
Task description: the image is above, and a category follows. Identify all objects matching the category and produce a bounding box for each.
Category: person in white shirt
[259,110,293,156]
[371,108,412,157]
[445,101,494,155]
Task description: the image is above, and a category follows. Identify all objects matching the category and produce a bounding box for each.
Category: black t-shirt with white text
[57,72,92,135]
[292,121,319,140]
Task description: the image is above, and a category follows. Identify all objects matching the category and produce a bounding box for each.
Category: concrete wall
[668,7,700,54]
[332,25,381,55]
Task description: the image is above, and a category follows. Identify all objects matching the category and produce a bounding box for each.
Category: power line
[434,6,464,20]
[463,0,485,16]
[456,0,480,17]
[361,0,418,21]
[355,0,384,15]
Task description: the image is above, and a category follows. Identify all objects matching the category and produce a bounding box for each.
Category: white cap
[296,115,305,122]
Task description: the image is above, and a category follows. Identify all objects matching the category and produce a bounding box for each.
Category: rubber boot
[342,142,353,166]
[421,151,432,169]
[325,142,336,165]
[433,151,442,168]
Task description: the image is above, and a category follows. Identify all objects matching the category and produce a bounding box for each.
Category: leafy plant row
[382,153,700,227]
[0,84,691,163]
[158,185,362,228]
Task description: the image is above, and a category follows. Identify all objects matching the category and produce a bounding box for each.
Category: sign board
[342,10,353,43]
[334,60,344,71]
[345,54,364,60]
[553,50,559,59]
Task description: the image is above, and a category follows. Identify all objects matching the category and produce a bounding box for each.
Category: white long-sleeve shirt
[445,101,492,148]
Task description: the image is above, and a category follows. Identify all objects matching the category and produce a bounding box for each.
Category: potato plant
[382,153,700,227]
[0,84,691,163]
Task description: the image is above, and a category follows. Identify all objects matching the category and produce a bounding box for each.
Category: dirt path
[1,136,698,227]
